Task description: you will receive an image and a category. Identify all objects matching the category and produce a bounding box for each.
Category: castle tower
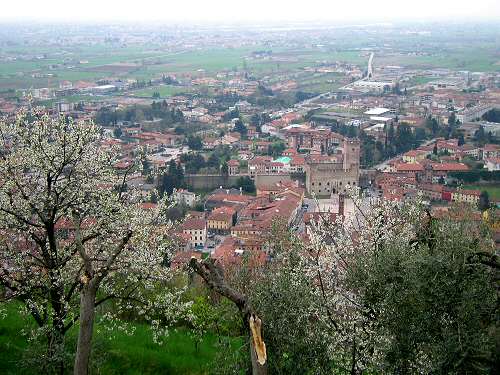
[338,193,345,217]
[343,138,360,172]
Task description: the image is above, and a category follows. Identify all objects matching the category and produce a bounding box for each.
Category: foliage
[425,115,440,136]
[95,102,184,129]
[474,125,494,146]
[233,119,247,136]
[482,108,500,123]
[266,141,286,157]
[449,170,500,183]
[347,210,498,373]
[250,230,335,374]
[479,191,490,211]
[307,189,499,373]
[249,113,271,128]
[180,153,206,174]
[0,108,189,372]
[112,127,122,138]
[187,135,203,150]
[234,176,255,193]
[159,159,186,194]
[0,302,228,375]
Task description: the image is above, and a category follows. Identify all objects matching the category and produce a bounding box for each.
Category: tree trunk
[189,259,268,375]
[47,327,65,375]
[74,283,97,375]
[249,315,267,375]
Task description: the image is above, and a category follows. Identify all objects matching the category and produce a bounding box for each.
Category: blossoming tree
[0,108,188,375]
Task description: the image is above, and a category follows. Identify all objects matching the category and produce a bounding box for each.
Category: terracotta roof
[431,163,469,172]
[395,163,425,172]
[182,218,206,231]
[208,206,236,221]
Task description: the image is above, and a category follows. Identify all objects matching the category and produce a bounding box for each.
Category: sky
[1,0,499,23]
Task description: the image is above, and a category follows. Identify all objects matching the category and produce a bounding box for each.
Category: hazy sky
[2,0,499,23]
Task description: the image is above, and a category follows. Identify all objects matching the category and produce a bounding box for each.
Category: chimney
[338,194,345,217]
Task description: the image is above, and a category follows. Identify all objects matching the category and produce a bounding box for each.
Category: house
[394,163,425,174]
[451,189,481,205]
[181,218,207,249]
[227,159,240,175]
[484,157,500,171]
[173,189,198,207]
[207,206,236,234]
[289,156,306,173]
[402,150,428,163]
[482,144,500,159]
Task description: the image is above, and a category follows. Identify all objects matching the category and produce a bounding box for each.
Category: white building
[484,158,500,171]
[173,188,198,207]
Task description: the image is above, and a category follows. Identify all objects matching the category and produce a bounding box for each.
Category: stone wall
[185,174,241,191]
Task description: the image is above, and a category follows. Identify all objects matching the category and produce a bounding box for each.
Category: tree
[475,125,487,146]
[448,112,457,127]
[251,225,334,374]
[482,108,500,123]
[220,161,229,177]
[458,134,465,146]
[187,135,203,150]
[267,141,286,157]
[234,119,247,136]
[235,176,255,193]
[189,258,268,375]
[181,153,206,174]
[425,115,440,136]
[160,159,185,194]
[0,110,187,374]
[479,190,490,211]
[307,191,498,373]
[113,127,122,138]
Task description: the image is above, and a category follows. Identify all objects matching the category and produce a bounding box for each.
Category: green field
[1,34,499,93]
[0,303,238,374]
[463,185,500,200]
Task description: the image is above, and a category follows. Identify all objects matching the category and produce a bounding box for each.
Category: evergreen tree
[479,191,490,211]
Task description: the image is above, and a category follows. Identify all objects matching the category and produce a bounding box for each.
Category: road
[367,52,374,79]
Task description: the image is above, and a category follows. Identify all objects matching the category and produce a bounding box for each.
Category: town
[0,16,499,375]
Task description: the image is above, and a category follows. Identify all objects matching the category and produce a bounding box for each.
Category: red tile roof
[431,163,469,172]
[395,163,425,172]
[182,218,206,231]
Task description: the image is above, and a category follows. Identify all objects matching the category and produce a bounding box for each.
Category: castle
[305,138,360,197]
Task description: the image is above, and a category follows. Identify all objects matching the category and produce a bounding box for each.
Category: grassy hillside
[0,303,237,374]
